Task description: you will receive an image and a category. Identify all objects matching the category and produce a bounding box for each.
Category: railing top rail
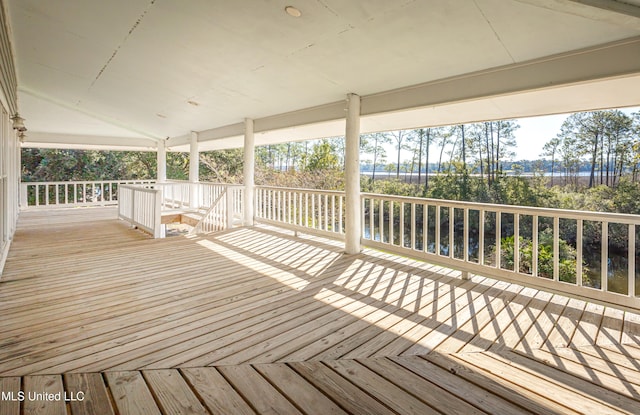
[22,180,154,185]
[119,184,160,194]
[361,192,640,224]
[256,185,345,196]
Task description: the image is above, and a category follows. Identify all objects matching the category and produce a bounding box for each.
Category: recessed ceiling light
[285,6,301,17]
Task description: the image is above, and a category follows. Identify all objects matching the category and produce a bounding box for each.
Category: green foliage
[301,139,340,171]
[200,149,244,183]
[500,229,582,283]
[21,149,156,181]
[368,179,421,197]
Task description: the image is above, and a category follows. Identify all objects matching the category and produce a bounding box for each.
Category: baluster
[532,215,539,276]
[449,206,454,259]
[305,193,309,228]
[423,203,428,252]
[379,199,384,243]
[311,193,316,228]
[331,194,336,232]
[514,213,520,273]
[553,216,560,282]
[602,221,608,292]
[389,201,394,246]
[435,204,440,255]
[464,208,469,262]
[324,194,328,231]
[496,211,501,268]
[411,203,416,250]
[577,219,583,286]
[369,198,374,241]
[479,209,485,265]
[339,196,343,234]
[399,202,405,247]
[629,224,636,298]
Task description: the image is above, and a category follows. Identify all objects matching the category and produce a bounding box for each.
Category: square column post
[243,118,255,226]
[345,93,361,254]
[157,139,166,183]
[189,131,199,208]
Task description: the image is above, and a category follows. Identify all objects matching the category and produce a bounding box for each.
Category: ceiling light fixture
[156,113,167,118]
[11,114,26,132]
[187,100,200,107]
[285,6,301,17]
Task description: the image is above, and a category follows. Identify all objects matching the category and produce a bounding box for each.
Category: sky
[513,107,639,160]
[512,113,568,160]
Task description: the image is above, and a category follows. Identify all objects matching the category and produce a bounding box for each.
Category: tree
[541,137,561,186]
[361,132,390,183]
[388,130,413,179]
[304,139,340,171]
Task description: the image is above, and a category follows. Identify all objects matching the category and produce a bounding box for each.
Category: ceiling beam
[514,0,640,25]
[361,35,640,115]
[183,36,640,149]
[567,0,640,19]
[20,88,165,142]
[23,132,158,151]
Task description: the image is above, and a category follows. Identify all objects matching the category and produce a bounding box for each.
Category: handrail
[189,189,227,235]
[361,192,640,225]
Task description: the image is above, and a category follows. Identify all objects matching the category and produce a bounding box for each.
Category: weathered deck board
[2,350,640,414]
[2,207,640,414]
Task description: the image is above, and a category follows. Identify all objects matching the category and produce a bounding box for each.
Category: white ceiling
[6,0,640,150]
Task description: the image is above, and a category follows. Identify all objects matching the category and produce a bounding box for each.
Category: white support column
[345,93,361,254]
[189,131,199,208]
[243,118,255,226]
[156,140,166,183]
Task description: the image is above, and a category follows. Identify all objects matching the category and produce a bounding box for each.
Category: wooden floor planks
[1,207,640,414]
[4,351,640,414]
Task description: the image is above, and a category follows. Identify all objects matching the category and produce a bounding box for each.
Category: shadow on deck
[1,207,639,414]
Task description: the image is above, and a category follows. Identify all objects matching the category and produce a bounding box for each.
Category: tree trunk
[372,135,378,183]
[588,133,599,188]
[424,129,431,194]
[460,125,466,171]
[417,129,424,185]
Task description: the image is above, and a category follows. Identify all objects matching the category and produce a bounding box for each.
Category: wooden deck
[1,207,640,414]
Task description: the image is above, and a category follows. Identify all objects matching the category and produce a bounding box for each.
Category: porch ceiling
[7,0,640,150]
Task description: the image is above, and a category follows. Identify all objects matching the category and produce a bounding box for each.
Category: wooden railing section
[191,184,244,234]
[255,186,345,240]
[20,180,154,208]
[362,193,640,310]
[117,185,163,238]
[117,182,244,238]
[255,185,640,311]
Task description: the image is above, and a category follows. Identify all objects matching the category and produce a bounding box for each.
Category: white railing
[117,181,244,237]
[361,193,640,311]
[255,186,345,240]
[118,185,163,238]
[155,181,192,209]
[20,180,154,208]
[191,185,244,234]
